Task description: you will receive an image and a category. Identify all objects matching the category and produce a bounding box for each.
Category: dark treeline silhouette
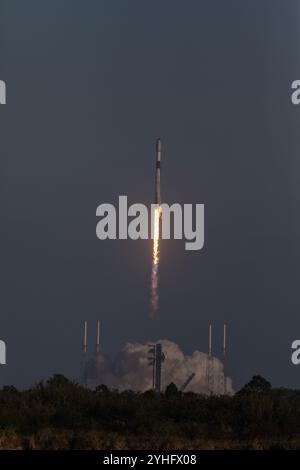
[0,374,299,449]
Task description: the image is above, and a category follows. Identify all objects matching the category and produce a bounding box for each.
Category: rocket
[155,138,162,205]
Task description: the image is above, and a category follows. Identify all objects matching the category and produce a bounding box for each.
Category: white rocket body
[155,139,161,205]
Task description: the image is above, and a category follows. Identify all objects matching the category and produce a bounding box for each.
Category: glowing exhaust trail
[151,205,162,316]
[150,139,162,318]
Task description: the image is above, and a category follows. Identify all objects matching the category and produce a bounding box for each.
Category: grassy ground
[0,429,299,450]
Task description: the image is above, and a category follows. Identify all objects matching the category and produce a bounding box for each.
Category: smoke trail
[150,205,162,317]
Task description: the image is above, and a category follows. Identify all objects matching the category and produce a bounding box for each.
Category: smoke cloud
[83,339,233,395]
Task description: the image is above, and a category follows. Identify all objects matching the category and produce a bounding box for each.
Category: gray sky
[0,0,300,389]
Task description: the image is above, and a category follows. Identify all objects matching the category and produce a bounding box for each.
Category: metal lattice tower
[148,343,165,392]
[148,344,156,389]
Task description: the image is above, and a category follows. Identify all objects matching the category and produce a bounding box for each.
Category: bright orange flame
[153,206,161,265]
[150,206,162,317]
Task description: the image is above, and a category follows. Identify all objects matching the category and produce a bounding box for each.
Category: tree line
[0,374,299,449]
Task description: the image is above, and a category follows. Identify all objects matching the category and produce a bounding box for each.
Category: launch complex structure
[80,321,229,395]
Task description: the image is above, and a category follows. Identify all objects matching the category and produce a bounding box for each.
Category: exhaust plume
[150,205,162,317]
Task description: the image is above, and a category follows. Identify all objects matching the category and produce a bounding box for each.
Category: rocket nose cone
[156,138,162,152]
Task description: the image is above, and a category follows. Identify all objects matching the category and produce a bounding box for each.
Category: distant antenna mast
[81,321,88,387]
[209,323,212,357]
[83,321,87,354]
[96,320,100,354]
[206,323,214,394]
[218,323,227,395]
[223,323,227,394]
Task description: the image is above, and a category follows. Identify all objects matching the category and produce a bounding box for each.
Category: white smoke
[84,339,234,395]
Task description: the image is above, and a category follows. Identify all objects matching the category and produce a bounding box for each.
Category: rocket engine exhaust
[150,139,162,318]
